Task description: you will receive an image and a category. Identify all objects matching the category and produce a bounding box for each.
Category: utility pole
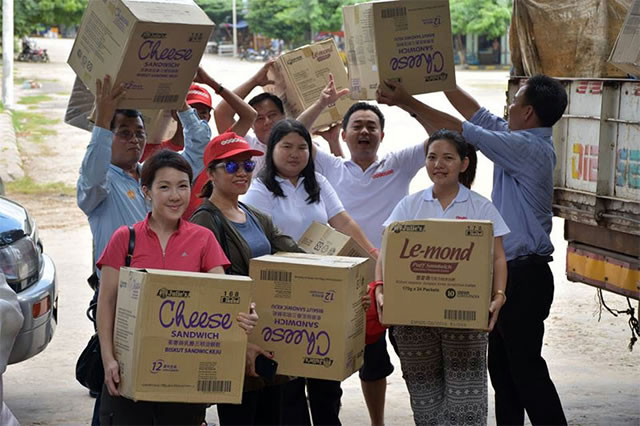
[232,0,238,57]
[2,0,14,109]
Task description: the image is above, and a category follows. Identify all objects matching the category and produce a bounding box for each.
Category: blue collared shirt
[462,107,555,260]
[77,108,211,265]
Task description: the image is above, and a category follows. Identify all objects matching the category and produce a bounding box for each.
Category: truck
[507,0,639,348]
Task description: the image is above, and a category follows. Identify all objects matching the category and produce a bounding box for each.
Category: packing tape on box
[354,6,360,24]
[303,47,313,57]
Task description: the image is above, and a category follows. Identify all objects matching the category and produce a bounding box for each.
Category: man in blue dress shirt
[377,74,568,425]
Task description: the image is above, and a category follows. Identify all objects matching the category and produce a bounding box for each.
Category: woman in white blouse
[242,118,376,426]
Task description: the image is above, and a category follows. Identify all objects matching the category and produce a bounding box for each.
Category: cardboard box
[298,221,370,258]
[115,268,251,403]
[68,0,214,110]
[381,220,493,329]
[298,221,375,278]
[266,39,354,131]
[343,0,456,99]
[64,76,178,144]
[608,0,640,77]
[248,253,371,381]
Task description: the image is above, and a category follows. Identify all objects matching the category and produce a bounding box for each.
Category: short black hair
[522,75,568,127]
[259,119,320,204]
[140,149,193,189]
[248,93,285,115]
[342,102,385,131]
[110,109,145,130]
[426,129,477,189]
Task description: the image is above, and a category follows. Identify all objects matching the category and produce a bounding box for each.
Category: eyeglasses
[215,159,256,174]
[115,130,146,141]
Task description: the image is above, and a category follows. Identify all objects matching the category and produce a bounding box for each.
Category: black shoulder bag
[76,226,135,393]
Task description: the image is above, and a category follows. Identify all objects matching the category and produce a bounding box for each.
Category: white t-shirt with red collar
[314,143,425,248]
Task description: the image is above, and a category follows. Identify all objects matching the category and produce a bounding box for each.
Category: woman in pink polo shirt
[96,150,256,425]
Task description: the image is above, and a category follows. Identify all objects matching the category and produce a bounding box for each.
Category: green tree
[247,0,366,48]
[1,0,87,37]
[195,0,245,26]
[450,0,511,65]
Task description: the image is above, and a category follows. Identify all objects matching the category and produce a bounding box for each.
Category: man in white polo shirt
[299,94,428,425]
[213,61,283,175]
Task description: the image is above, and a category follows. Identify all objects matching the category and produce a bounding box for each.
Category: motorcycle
[17,38,50,63]
[240,47,277,62]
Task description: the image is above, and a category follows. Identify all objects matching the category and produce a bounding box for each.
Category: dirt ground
[2,38,639,425]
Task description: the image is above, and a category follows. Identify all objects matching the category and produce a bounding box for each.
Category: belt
[507,254,553,268]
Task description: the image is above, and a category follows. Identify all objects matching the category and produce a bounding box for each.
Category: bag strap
[125,225,135,267]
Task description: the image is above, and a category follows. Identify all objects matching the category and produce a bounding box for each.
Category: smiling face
[252,99,285,143]
[426,139,469,188]
[143,167,191,221]
[209,153,254,197]
[341,109,384,167]
[111,114,146,170]
[272,131,309,181]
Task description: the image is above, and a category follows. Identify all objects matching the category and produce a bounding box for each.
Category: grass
[17,94,53,105]
[11,110,59,143]
[5,176,75,196]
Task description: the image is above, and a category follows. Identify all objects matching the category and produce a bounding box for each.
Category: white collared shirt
[244,131,267,175]
[383,183,510,237]
[314,143,426,248]
[241,172,345,241]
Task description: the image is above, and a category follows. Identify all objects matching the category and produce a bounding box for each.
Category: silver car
[0,196,58,364]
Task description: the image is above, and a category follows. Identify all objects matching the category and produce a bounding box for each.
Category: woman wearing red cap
[190,132,302,425]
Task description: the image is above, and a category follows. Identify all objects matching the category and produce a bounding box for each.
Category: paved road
[2,38,639,425]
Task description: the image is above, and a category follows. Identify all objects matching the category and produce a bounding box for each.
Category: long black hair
[426,129,477,189]
[259,119,321,204]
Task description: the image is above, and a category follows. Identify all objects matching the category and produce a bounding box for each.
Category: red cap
[186,84,212,109]
[204,132,264,167]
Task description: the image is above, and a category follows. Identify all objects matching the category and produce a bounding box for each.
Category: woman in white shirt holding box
[374,129,509,426]
[242,118,376,426]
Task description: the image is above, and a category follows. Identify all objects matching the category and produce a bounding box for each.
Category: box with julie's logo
[115,268,251,403]
[68,0,214,109]
[248,253,372,381]
[381,219,494,330]
[343,0,456,99]
[266,38,355,131]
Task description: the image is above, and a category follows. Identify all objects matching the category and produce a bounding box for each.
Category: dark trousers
[217,385,284,425]
[89,289,101,426]
[98,384,206,425]
[488,261,567,425]
[282,377,343,425]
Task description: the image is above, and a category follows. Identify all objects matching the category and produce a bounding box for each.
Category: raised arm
[444,86,482,121]
[297,74,349,158]
[212,61,274,134]
[298,73,349,131]
[194,67,257,136]
[376,79,463,133]
[177,100,210,179]
[77,75,126,215]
